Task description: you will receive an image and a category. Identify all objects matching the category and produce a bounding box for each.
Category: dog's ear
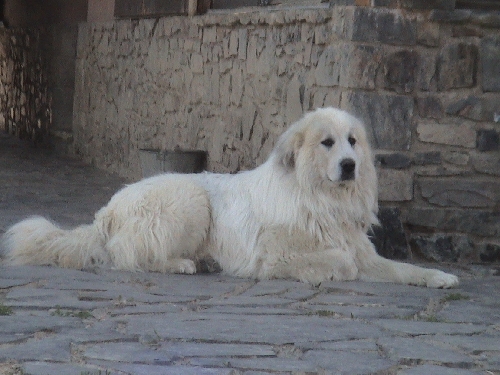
[274,130,304,170]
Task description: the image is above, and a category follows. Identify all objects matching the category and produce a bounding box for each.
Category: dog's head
[273,107,378,221]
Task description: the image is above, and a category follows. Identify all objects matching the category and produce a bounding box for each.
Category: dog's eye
[321,138,334,148]
[348,136,356,146]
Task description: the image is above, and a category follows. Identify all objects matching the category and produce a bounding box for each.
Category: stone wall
[0,27,51,142]
[72,4,500,263]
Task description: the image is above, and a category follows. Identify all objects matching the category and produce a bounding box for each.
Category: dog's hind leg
[99,177,211,274]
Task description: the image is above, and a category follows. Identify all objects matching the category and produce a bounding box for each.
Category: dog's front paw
[426,270,459,289]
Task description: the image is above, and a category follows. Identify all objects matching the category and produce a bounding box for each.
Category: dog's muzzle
[340,158,356,181]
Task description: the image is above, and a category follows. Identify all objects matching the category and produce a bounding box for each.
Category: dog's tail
[1,216,108,268]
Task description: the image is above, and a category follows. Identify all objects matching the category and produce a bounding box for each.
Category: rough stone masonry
[69,4,500,263]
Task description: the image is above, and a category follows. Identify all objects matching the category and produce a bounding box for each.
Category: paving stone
[374,319,488,336]
[22,362,99,375]
[92,362,233,375]
[302,350,394,373]
[123,313,386,345]
[430,334,500,352]
[189,357,317,372]
[0,337,72,362]
[0,315,83,334]
[378,336,474,364]
[5,287,109,310]
[399,364,483,375]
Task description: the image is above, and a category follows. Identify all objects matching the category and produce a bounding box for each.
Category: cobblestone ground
[1,135,499,375]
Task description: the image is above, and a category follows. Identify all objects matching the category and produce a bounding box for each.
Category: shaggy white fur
[2,108,459,288]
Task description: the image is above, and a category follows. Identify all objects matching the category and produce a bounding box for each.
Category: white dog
[2,108,458,288]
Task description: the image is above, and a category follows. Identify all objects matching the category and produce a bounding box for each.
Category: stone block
[202,26,217,43]
[437,43,478,91]
[348,7,417,46]
[445,95,482,120]
[481,36,500,92]
[430,9,472,23]
[383,49,419,93]
[452,25,484,38]
[476,129,500,152]
[417,96,443,119]
[377,169,413,201]
[471,152,500,176]
[189,53,204,74]
[413,152,441,166]
[341,92,413,150]
[314,45,340,87]
[371,207,411,260]
[339,44,381,90]
[407,208,500,237]
[417,123,476,148]
[419,178,499,208]
[375,153,411,169]
[400,0,455,10]
[417,52,438,91]
[446,95,500,122]
[417,21,440,47]
[479,243,500,262]
[410,234,474,262]
[443,151,469,166]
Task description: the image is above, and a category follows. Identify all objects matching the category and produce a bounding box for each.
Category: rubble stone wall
[73,5,500,263]
[0,27,51,142]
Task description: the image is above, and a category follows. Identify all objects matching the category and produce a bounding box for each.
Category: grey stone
[21,362,97,375]
[123,313,385,345]
[430,9,472,23]
[417,95,443,119]
[378,336,475,364]
[476,129,500,152]
[383,49,419,93]
[472,152,500,176]
[443,152,471,168]
[302,350,394,373]
[0,315,83,334]
[375,319,487,337]
[413,152,442,166]
[0,337,72,362]
[341,91,413,150]
[430,334,500,353]
[349,7,417,45]
[5,287,109,310]
[437,43,478,90]
[417,21,440,47]
[371,207,411,260]
[407,208,500,237]
[479,243,500,262]
[314,45,340,87]
[410,234,475,262]
[481,36,500,92]
[419,178,500,207]
[98,363,233,375]
[445,95,482,119]
[438,129,469,154]
[377,168,414,201]
[437,300,500,324]
[375,153,412,169]
[399,364,483,375]
[339,43,380,89]
[400,0,456,10]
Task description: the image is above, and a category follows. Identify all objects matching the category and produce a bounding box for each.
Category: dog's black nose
[340,158,356,181]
